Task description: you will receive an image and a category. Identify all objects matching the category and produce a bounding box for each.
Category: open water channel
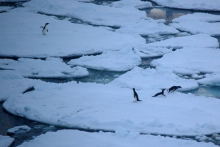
[0,0,220,146]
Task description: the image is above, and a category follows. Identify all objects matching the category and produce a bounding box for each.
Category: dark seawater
[0,102,60,147]
[185,85,220,99]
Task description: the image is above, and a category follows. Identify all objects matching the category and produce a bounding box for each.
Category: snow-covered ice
[171,13,220,36]
[17,130,218,147]
[110,67,198,91]
[68,48,141,72]
[144,34,219,48]
[0,6,12,12]
[151,47,220,77]
[110,0,152,9]
[198,74,220,86]
[23,0,179,35]
[0,7,145,58]
[0,58,89,79]
[0,135,14,147]
[151,0,220,11]
[3,81,220,136]
[7,125,31,135]
[0,70,39,102]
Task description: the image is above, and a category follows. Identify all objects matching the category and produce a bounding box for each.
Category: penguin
[133,88,141,101]
[41,23,49,35]
[167,86,182,93]
[152,89,166,97]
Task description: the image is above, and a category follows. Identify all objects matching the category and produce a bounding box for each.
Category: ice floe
[0,6,12,12]
[144,34,219,48]
[110,0,152,9]
[23,0,179,35]
[3,81,220,135]
[0,135,14,147]
[0,8,145,58]
[151,0,220,11]
[0,70,38,102]
[110,67,198,91]
[7,125,31,135]
[198,74,220,86]
[68,48,141,72]
[0,58,89,79]
[151,47,220,76]
[17,130,218,147]
[171,13,220,36]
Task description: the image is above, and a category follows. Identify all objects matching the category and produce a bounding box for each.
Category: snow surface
[7,125,31,134]
[0,135,14,147]
[198,74,220,86]
[110,0,152,9]
[0,70,39,102]
[3,81,220,136]
[171,13,220,36]
[68,48,141,72]
[0,7,12,12]
[0,58,89,79]
[0,7,145,58]
[23,0,179,35]
[17,130,218,147]
[144,34,219,48]
[151,0,220,11]
[151,47,220,77]
[110,67,198,91]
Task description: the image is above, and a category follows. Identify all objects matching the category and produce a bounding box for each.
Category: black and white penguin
[152,89,166,97]
[133,88,141,101]
[167,86,182,93]
[41,23,49,35]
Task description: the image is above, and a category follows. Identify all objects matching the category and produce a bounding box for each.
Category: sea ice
[7,125,31,135]
[151,0,220,11]
[23,0,179,36]
[110,67,198,91]
[151,47,220,76]
[0,58,89,79]
[0,70,39,102]
[0,6,12,12]
[197,74,220,86]
[144,34,219,48]
[3,81,220,135]
[0,8,145,58]
[68,48,141,72]
[0,135,14,147]
[171,13,220,36]
[17,130,218,147]
[110,0,152,9]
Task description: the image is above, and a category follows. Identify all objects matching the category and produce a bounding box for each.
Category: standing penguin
[41,23,49,35]
[133,88,141,101]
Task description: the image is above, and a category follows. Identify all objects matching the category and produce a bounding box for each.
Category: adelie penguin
[167,86,182,93]
[133,88,141,102]
[152,89,166,97]
[41,23,49,35]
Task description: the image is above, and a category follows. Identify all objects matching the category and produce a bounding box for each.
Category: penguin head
[178,86,182,88]
[45,23,49,26]
[133,88,135,91]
